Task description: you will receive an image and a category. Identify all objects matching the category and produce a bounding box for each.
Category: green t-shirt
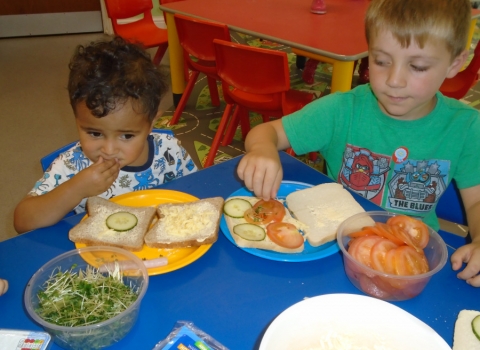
[283,84,480,230]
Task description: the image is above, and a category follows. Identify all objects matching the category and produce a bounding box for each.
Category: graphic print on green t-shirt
[386,159,450,216]
[337,144,391,205]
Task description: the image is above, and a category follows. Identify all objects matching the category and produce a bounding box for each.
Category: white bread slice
[224,196,306,253]
[144,197,224,248]
[69,196,156,251]
[453,310,480,350]
[286,183,366,247]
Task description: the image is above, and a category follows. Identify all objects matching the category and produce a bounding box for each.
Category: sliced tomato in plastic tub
[152,321,229,350]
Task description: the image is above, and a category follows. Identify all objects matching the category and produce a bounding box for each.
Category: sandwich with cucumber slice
[223,196,307,253]
[453,309,480,349]
[223,183,369,253]
[69,196,157,251]
[70,196,225,251]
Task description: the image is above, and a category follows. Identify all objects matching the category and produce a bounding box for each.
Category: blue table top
[0,152,473,349]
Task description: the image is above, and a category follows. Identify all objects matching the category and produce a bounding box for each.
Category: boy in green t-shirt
[238,0,480,287]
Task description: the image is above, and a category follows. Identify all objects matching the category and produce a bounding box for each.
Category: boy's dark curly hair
[68,36,168,122]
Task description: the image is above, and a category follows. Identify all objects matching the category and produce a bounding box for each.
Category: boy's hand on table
[237,147,283,200]
[0,278,8,296]
[75,157,120,197]
[451,240,480,287]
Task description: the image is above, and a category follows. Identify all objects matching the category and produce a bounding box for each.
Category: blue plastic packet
[152,321,229,350]
[0,329,52,350]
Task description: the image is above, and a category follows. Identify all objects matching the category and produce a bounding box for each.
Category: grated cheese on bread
[286,183,367,247]
[453,310,480,350]
[68,196,156,251]
[144,197,224,248]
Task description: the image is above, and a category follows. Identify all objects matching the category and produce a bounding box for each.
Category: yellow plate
[75,189,213,275]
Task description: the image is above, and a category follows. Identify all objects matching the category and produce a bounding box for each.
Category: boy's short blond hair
[365,0,471,59]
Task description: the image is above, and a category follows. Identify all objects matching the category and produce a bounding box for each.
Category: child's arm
[450,184,480,287]
[14,157,120,233]
[237,119,291,200]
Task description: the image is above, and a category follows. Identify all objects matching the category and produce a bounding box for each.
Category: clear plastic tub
[337,211,448,301]
[24,246,149,350]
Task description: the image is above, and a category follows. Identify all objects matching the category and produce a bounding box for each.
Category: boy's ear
[446,50,469,79]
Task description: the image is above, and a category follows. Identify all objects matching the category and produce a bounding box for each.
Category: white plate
[260,294,450,350]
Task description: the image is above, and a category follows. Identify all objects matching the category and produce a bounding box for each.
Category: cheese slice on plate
[286,183,368,247]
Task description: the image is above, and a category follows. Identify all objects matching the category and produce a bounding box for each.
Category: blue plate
[220,181,340,262]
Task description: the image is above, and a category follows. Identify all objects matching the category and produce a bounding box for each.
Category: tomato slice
[370,223,404,246]
[393,245,429,276]
[347,235,384,268]
[383,248,398,275]
[266,222,304,249]
[349,226,376,239]
[370,238,399,272]
[387,215,429,249]
[357,274,393,300]
[244,199,286,225]
[388,224,423,252]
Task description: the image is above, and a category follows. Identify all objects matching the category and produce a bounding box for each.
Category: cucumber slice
[472,315,480,341]
[233,223,266,241]
[224,198,252,218]
[106,212,138,232]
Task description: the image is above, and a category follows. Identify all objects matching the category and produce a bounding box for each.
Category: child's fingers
[237,157,248,181]
[451,246,471,270]
[0,279,8,296]
[92,158,119,174]
[252,167,271,199]
[451,252,464,271]
[467,274,480,287]
[257,165,281,200]
[238,158,256,192]
[102,162,120,182]
[457,260,480,281]
[451,246,480,284]
[270,171,283,199]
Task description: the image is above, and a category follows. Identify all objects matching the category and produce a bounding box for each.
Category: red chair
[440,41,480,99]
[104,0,179,65]
[203,39,315,167]
[168,14,231,126]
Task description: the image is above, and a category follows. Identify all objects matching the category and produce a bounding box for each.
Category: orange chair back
[203,39,314,167]
[213,39,292,114]
[464,41,480,77]
[105,0,154,31]
[104,0,179,65]
[168,14,231,126]
[214,39,290,94]
[174,14,231,72]
[440,42,480,99]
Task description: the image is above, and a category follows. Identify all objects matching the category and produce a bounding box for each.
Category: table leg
[165,12,185,107]
[330,60,355,93]
[468,18,477,52]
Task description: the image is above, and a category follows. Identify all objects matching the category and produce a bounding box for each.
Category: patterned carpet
[155,29,480,171]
